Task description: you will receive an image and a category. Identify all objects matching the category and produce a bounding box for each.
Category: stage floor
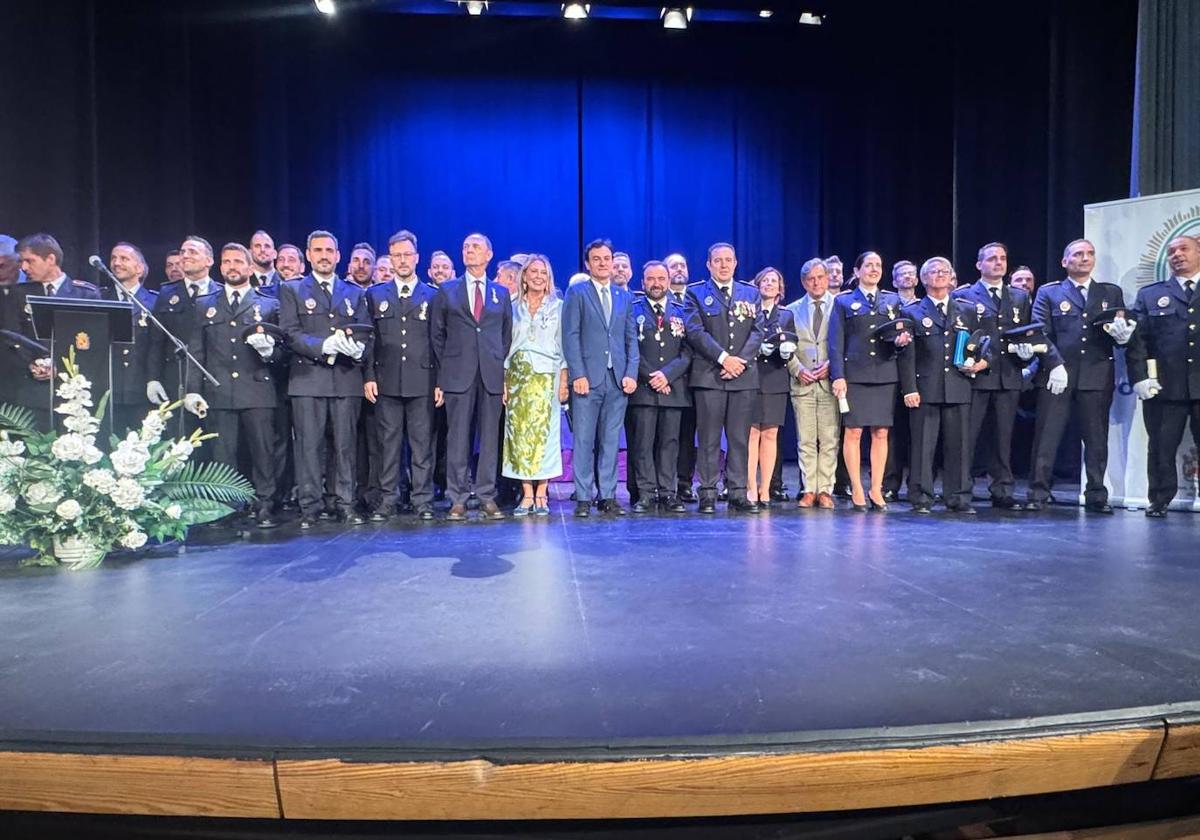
[2,491,1199,752]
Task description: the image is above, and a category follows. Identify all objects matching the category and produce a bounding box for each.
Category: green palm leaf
[0,402,36,432]
[159,461,255,503]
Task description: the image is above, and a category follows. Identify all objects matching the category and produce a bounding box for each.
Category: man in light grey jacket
[786,257,840,509]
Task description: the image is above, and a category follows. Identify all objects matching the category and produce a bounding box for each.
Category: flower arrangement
[0,349,253,569]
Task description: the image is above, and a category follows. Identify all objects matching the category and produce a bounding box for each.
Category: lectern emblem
[74,332,90,351]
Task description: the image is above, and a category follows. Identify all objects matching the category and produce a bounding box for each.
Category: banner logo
[1137,205,1200,286]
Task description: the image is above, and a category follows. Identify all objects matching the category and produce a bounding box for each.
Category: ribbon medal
[418,301,428,321]
[636,314,646,340]
[492,289,498,305]
[253,304,262,323]
[670,317,685,337]
[344,299,354,316]
[1101,300,1109,311]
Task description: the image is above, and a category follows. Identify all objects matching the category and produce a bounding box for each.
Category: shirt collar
[711,277,733,294]
[313,272,336,285]
[465,271,487,284]
[46,272,67,292]
[1071,276,1092,290]
[186,276,212,294]
[981,278,1003,292]
[225,284,249,305]
[590,277,611,294]
[119,282,142,298]
[394,277,415,297]
[1178,273,1200,287]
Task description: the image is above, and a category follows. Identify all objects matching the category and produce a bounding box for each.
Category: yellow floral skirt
[502,353,563,480]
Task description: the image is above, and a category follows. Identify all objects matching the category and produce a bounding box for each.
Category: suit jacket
[951,280,1060,391]
[364,280,437,398]
[1032,279,1125,392]
[786,293,835,396]
[756,304,794,395]
[828,287,903,385]
[103,285,158,405]
[0,283,48,409]
[279,275,369,398]
[562,278,638,388]
[629,295,691,408]
[430,275,513,395]
[20,276,101,301]
[1126,277,1200,401]
[898,296,988,405]
[145,278,217,393]
[188,288,283,409]
[683,279,763,391]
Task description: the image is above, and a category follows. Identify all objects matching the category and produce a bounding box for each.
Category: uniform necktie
[473,280,484,321]
[674,291,684,304]
[230,290,240,309]
[320,280,332,301]
[867,292,876,308]
[990,287,1001,306]
[720,285,731,304]
[652,302,664,328]
[1075,284,1087,303]
[937,300,946,318]
[1186,279,1195,301]
[188,283,198,299]
[400,285,410,298]
[42,282,52,295]
[600,285,612,324]
[812,299,824,337]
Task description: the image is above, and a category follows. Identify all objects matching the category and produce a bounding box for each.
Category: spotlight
[460,0,488,15]
[562,3,589,20]
[758,9,773,18]
[313,0,335,15]
[798,12,823,25]
[661,7,692,30]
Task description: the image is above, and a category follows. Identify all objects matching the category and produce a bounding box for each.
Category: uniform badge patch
[922,317,933,328]
[379,300,389,313]
[976,302,986,315]
[305,298,316,310]
[169,295,180,305]
[1059,300,1071,313]
[851,302,862,311]
[1158,295,1171,307]
[205,307,217,319]
[704,296,714,306]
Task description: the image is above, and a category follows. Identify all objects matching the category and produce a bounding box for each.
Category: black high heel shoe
[868,492,889,512]
[851,492,868,512]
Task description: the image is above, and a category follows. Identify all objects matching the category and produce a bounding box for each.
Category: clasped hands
[719,355,747,380]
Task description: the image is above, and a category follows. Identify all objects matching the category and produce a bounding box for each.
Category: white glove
[1133,378,1161,400]
[246,333,275,358]
[321,334,343,356]
[146,380,169,405]
[182,393,208,418]
[1015,342,1035,361]
[1103,316,1136,345]
[1021,365,1035,381]
[1047,364,1068,395]
[760,342,776,356]
[347,338,366,360]
[779,340,797,360]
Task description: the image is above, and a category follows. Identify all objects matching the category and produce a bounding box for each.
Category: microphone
[90,255,129,298]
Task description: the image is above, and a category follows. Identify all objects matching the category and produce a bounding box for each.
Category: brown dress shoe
[797,492,816,509]
[481,500,505,520]
[816,492,835,509]
[446,504,468,521]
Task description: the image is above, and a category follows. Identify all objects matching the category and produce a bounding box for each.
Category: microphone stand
[90,257,220,437]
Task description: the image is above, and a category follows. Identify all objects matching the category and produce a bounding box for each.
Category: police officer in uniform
[900,257,987,514]
[1,235,51,430]
[102,242,158,436]
[627,260,692,513]
[1127,234,1200,517]
[363,230,439,521]
[185,243,284,527]
[278,230,370,529]
[683,242,763,513]
[1026,238,1130,513]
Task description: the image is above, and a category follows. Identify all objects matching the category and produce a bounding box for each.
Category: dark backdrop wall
[0,0,1136,291]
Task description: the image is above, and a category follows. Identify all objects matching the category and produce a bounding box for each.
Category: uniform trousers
[1143,398,1200,508]
[967,388,1020,501]
[376,393,434,511]
[694,388,754,501]
[208,407,277,508]
[908,402,971,508]
[292,396,361,516]
[1028,387,1112,505]
[628,405,682,499]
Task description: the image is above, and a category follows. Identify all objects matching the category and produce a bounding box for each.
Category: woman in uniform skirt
[828,251,912,511]
[748,267,794,506]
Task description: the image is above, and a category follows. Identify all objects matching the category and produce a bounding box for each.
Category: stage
[2,484,1199,822]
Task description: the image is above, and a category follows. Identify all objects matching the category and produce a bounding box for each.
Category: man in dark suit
[249,230,284,297]
[627,260,692,513]
[562,238,639,517]
[102,242,158,436]
[249,230,294,507]
[145,236,220,421]
[665,252,698,502]
[364,230,439,521]
[1127,234,1200,517]
[1,235,51,429]
[683,242,764,513]
[951,242,1062,510]
[279,230,369,529]
[1026,238,1129,513]
[900,257,989,514]
[185,243,285,527]
[430,232,512,521]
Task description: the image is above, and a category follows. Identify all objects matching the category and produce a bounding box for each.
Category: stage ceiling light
[798,11,823,25]
[562,3,589,20]
[461,0,488,15]
[661,6,692,29]
[314,0,336,15]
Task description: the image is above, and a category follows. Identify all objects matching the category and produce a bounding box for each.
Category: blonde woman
[503,255,570,515]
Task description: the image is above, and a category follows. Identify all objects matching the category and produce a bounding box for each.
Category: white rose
[81,444,103,465]
[109,477,145,510]
[55,374,92,402]
[169,440,195,460]
[111,437,151,476]
[51,433,88,462]
[141,412,166,438]
[55,498,82,519]
[0,492,15,514]
[120,529,148,550]
[0,437,25,457]
[24,481,63,506]
[83,468,118,494]
[165,503,182,519]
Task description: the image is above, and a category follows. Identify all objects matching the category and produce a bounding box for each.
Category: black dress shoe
[317,510,335,521]
[1145,504,1168,518]
[369,508,392,523]
[834,486,852,499]
[882,490,898,504]
[340,510,367,526]
[717,488,729,502]
[1024,500,1044,511]
[664,496,687,513]
[416,505,435,520]
[678,487,698,503]
[992,497,1025,510]
[947,504,977,515]
[574,501,591,518]
[1085,502,1114,514]
[299,516,315,530]
[911,504,932,515]
[698,498,716,514]
[598,499,627,516]
[770,489,790,502]
[729,498,760,513]
[257,511,280,529]
[631,499,653,514]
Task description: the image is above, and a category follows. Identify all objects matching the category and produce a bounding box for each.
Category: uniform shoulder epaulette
[71,279,99,290]
[836,288,855,295]
[735,279,755,287]
[144,288,159,298]
[686,280,705,287]
[632,290,647,299]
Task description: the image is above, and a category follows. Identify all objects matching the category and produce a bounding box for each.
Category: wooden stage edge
[3,712,1200,820]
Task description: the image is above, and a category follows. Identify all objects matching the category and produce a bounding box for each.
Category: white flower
[0,436,25,457]
[55,373,92,402]
[0,492,15,514]
[109,477,145,510]
[83,468,117,495]
[24,481,63,506]
[140,411,166,439]
[111,435,151,476]
[169,440,195,460]
[55,498,82,519]
[120,529,147,550]
[165,503,182,519]
[81,443,103,465]
[51,433,88,462]
[62,412,100,435]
